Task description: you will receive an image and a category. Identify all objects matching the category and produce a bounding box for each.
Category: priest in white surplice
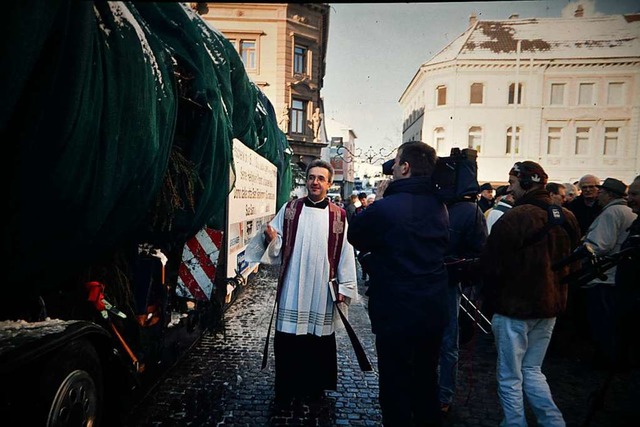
[264,159,358,404]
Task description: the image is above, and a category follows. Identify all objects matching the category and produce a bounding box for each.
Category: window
[550,83,565,105]
[468,126,482,153]
[506,126,521,154]
[434,127,445,152]
[290,99,307,134]
[607,82,624,105]
[436,85,447,106]
[578,83,594,105]
[604,127,619,156]
[294,45,307,74]
[240,40,256,70]
[224,30,264,72]
[508,83,522,105]
[575,127,590,155]
[547,127,562,155]
[470,83,483,104]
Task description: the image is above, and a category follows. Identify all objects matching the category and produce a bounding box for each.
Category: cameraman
[581,178,636,369]
[439,195,487,415]
[613,175,640,369]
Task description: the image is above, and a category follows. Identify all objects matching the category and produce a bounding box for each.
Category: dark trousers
[274,331,337,400]
[376,330,443,427]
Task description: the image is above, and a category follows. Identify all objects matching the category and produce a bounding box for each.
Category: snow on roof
[425,14,640,65]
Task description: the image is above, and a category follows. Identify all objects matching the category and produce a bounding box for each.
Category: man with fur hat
[581,177,637,369]
[480,161,581,427]
[478,182,495,213]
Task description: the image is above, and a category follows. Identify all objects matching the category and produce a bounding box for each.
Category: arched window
[468,126,482,153]
[506,126,521,154]
[434,127,445,152]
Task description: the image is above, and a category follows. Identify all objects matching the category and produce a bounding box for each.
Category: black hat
[597,178,627,197]
[495,185,509,197]
[479,182,493,192]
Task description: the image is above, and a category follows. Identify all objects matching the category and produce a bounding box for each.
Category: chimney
[469,12,477,27]
[574,5,584,18]
[509,13,519,19]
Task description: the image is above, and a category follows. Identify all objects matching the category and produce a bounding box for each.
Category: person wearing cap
[581,177,637,369]
[478,182,495,213]
[567,174,602,236]
[479,161,581,427]
[614,175,640,369]
[485,185,514,234]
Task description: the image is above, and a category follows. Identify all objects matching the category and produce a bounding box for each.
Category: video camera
[552,236,640,287]
[382,147,479,203]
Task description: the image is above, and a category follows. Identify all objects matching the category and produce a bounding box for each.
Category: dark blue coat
[347,176,449,336]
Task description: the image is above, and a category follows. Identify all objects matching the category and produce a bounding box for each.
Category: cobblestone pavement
[126,265,639,426]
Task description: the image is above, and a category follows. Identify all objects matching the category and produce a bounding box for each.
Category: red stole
[277,197,346,302]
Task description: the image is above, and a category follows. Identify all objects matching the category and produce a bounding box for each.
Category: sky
[322,0,640,155]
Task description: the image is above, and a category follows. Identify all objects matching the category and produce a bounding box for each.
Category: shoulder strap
[522,199,574,247]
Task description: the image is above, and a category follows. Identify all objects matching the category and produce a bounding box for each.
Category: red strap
[327,202,346,280]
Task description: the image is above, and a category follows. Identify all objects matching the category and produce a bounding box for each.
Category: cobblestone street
[126,265,639,426]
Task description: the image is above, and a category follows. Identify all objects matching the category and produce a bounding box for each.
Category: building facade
[195,2,330,171]
[400,10,640,184]
[321,118,358,198]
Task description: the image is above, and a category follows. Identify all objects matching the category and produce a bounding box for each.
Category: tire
[39,339,103,427]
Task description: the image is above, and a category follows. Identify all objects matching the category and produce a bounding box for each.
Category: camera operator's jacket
[480,188,581,319]
[583,198,637,285]
[347,176,449,336]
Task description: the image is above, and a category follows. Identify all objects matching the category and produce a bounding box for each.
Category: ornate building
[194,2,330,172]
[400,8,640,184]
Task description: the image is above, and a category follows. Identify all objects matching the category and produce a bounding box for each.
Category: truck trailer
[1,2,291,425]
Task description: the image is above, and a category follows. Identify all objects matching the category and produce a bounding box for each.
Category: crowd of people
[263,141,639,427]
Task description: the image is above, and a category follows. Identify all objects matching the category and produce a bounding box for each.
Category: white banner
[226,138,277,278]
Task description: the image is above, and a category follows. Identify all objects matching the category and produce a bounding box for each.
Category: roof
[424,14,640,65]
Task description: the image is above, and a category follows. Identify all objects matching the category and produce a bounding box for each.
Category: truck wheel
[40,339,103,427]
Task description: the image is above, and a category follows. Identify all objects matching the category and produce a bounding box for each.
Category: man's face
[628,180,640,214]
[306,166,331,202]
[392,149,408,180]
[507,175,525,201]
[579,176,599,201]
[550,188,566,205]
[481,189,494,200]
[596,187,613,207]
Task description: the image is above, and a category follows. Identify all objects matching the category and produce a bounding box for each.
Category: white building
[321,118,358,197]
[399,9,640,184]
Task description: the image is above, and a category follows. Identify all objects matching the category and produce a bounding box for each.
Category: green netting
[4,1,291,301]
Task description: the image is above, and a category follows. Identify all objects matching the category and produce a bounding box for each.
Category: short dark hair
[306,159,334,183]
[397,141,437,177]
[545,182,565,194]
[358,192,367,200]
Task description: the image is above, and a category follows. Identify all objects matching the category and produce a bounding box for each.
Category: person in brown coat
[480,161,581,427]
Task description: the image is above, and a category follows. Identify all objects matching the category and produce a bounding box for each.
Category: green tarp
[3,1,291,301]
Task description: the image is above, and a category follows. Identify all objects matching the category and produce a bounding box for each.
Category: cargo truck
[1,2,291,425]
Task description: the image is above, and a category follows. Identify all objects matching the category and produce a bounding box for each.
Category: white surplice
[266,202,358,337]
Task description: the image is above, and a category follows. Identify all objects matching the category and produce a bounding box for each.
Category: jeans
[492,314,565,427]
[438,283,460,405]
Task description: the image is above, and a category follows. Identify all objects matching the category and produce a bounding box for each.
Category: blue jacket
[347,176,449,336]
